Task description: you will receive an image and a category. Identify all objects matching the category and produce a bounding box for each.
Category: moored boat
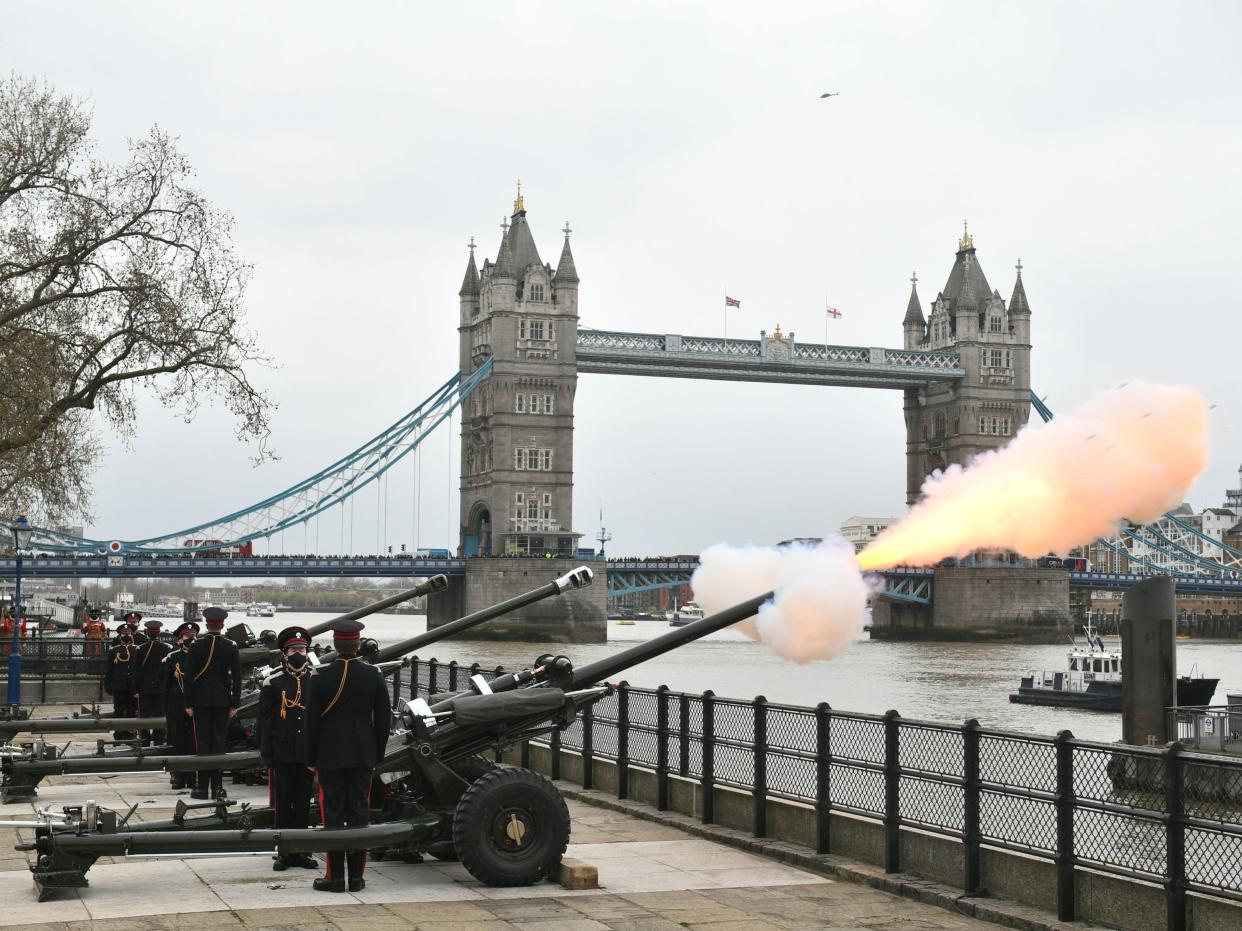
[1010,620,1218,711]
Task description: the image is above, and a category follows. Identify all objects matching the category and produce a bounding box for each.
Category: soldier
[161,621,199,788]
[183,607,241,800]
[304,619,392,893]
[103,622,140,740]
[258,626,317,871]
[134,618,171,746]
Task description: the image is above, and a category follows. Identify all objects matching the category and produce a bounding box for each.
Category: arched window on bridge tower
[933,411,946,439]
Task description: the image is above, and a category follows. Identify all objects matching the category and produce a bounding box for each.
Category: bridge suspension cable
[33,361,493,555]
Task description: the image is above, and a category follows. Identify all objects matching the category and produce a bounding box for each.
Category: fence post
[616,682,630,800]
[408,657,419,700]
[656,685,670,811]
[962,718,982,895]
[1165,741,1187,931]
[427,658,438,697]
[883,709,901,873]
[391,660,402,707]
[448,660,459,692]
[753,695,768,838]
[679,692,690,777]
[816,702,832,854]
[581,703,594,790]
[701,690,716,825]
[1054,730,1076,922]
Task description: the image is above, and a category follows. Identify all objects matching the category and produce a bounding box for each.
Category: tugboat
[1010,620,1218,711]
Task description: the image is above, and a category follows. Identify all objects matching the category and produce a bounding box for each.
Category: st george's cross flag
[725,295,741,308]
[826,306,843,319]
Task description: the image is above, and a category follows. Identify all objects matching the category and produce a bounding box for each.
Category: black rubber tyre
[425,757,502,861]
[452,767,570,886]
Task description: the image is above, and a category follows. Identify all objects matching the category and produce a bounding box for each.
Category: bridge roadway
[4,555,1242,600]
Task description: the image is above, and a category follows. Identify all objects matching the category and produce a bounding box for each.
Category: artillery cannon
[18,586,770,900]
[1,568,594,803]
[0,576,451,799]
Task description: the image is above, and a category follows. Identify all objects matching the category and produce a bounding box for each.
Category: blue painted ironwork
[30,361,494,556]
[577,329,965,389]
[0,554,466,579]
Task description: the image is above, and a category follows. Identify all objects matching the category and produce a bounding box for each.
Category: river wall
[871,566,1071,641]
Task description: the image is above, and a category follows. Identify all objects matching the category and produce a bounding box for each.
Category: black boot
[190,788,208,800]
[272,855,289,871]
[313,877,345,893]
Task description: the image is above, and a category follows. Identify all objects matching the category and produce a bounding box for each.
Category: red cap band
[284,636,308,646]
[333,630,361,640]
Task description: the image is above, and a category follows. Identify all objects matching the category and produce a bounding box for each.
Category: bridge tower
[901,225,1032,504]
[457,187,582,557]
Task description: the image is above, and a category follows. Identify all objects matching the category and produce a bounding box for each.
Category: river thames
[267,612,1242,744]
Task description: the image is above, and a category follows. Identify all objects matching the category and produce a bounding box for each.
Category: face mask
[286,653,308,670]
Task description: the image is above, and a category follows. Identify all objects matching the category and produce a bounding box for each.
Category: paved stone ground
[0,739,997,931]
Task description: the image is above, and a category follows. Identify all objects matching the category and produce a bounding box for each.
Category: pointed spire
[903,271,924,326]
[493,217,515,279]
[1010,258,1031,315]
[554,221,579,284]
[459,237,480,297]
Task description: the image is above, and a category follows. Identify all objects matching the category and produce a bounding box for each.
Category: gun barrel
[0,717,165,740]
[569,591,772,688]
[303,574,450,639]
[321,566,594,666]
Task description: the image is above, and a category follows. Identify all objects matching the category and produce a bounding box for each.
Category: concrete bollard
[1121,575,1176,746]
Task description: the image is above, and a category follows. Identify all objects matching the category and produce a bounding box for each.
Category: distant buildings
[838,517,899,553]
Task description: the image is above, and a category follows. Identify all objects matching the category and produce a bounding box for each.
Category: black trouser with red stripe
[137,692,166,746]
[111,691,137,740]
[317,767,371,881]
[192,705,229,794]
[270,762,315,831]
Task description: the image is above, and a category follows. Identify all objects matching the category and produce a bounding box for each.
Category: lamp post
[6,514,34,708]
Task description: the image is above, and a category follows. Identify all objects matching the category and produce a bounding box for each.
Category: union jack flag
[826,306,842,319]
[724,295,741,308]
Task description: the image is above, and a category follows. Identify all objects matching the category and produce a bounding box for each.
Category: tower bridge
[17,194,1242,642]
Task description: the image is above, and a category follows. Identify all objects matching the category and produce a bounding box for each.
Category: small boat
[246,603,276,618]
[1010,620,1218,711]
[669,602,706,628]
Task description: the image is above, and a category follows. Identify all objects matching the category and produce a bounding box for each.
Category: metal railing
[1168,704,1242,755]
[395,656,1242,929]
[0,637,110,701]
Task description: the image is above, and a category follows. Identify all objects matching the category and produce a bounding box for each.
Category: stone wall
[427,556,606,643]
[872,566,1070,641]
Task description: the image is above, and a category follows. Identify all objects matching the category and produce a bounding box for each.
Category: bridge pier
[427,557,606,644]
[871,566,1071,641]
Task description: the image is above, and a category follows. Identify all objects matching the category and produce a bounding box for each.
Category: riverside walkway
[0,720,1014,931]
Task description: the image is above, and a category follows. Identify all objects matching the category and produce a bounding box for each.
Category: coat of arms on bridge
[761,324,793,362]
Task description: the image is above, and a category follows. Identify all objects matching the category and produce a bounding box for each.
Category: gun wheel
[452,767,569,886]
[426,757,500,861]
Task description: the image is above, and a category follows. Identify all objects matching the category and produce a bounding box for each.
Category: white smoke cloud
[691,538,871,663]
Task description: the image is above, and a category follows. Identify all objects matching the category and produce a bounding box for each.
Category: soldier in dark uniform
[183,607,241,800]
[134,618,171,746]
[103,622,140,740]
[161,621,199,788]
[258,626,317,871]
[304,619,392,893]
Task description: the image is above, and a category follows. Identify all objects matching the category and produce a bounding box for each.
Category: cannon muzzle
[553,566,594,593]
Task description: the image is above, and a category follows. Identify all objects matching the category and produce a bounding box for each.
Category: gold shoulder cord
[193,636,217,681]
[140,641,155,668]
[320,659,353,717]
[113,644,131,664]
[279,675,305,719]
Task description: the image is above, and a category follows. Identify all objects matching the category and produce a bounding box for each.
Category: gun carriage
[15,585,771,901]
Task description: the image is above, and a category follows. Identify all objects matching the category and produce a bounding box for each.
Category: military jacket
[303,658,391,769]
[103,642,138,695]
[258,669,312,763]
[160,648,192,703]
[135,639,172,694]
[182,633,242,709]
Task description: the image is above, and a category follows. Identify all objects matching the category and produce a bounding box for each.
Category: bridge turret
[458,239,480,327]
[902,272,926,350]
[553,224,579,316]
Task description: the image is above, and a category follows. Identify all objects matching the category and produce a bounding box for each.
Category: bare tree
[0,73,272,523]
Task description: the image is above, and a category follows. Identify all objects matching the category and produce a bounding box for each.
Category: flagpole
[723,286,728,340]
[824,294,828,351]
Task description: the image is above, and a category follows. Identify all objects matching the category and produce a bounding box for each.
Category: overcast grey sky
[7,1,1241,557]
